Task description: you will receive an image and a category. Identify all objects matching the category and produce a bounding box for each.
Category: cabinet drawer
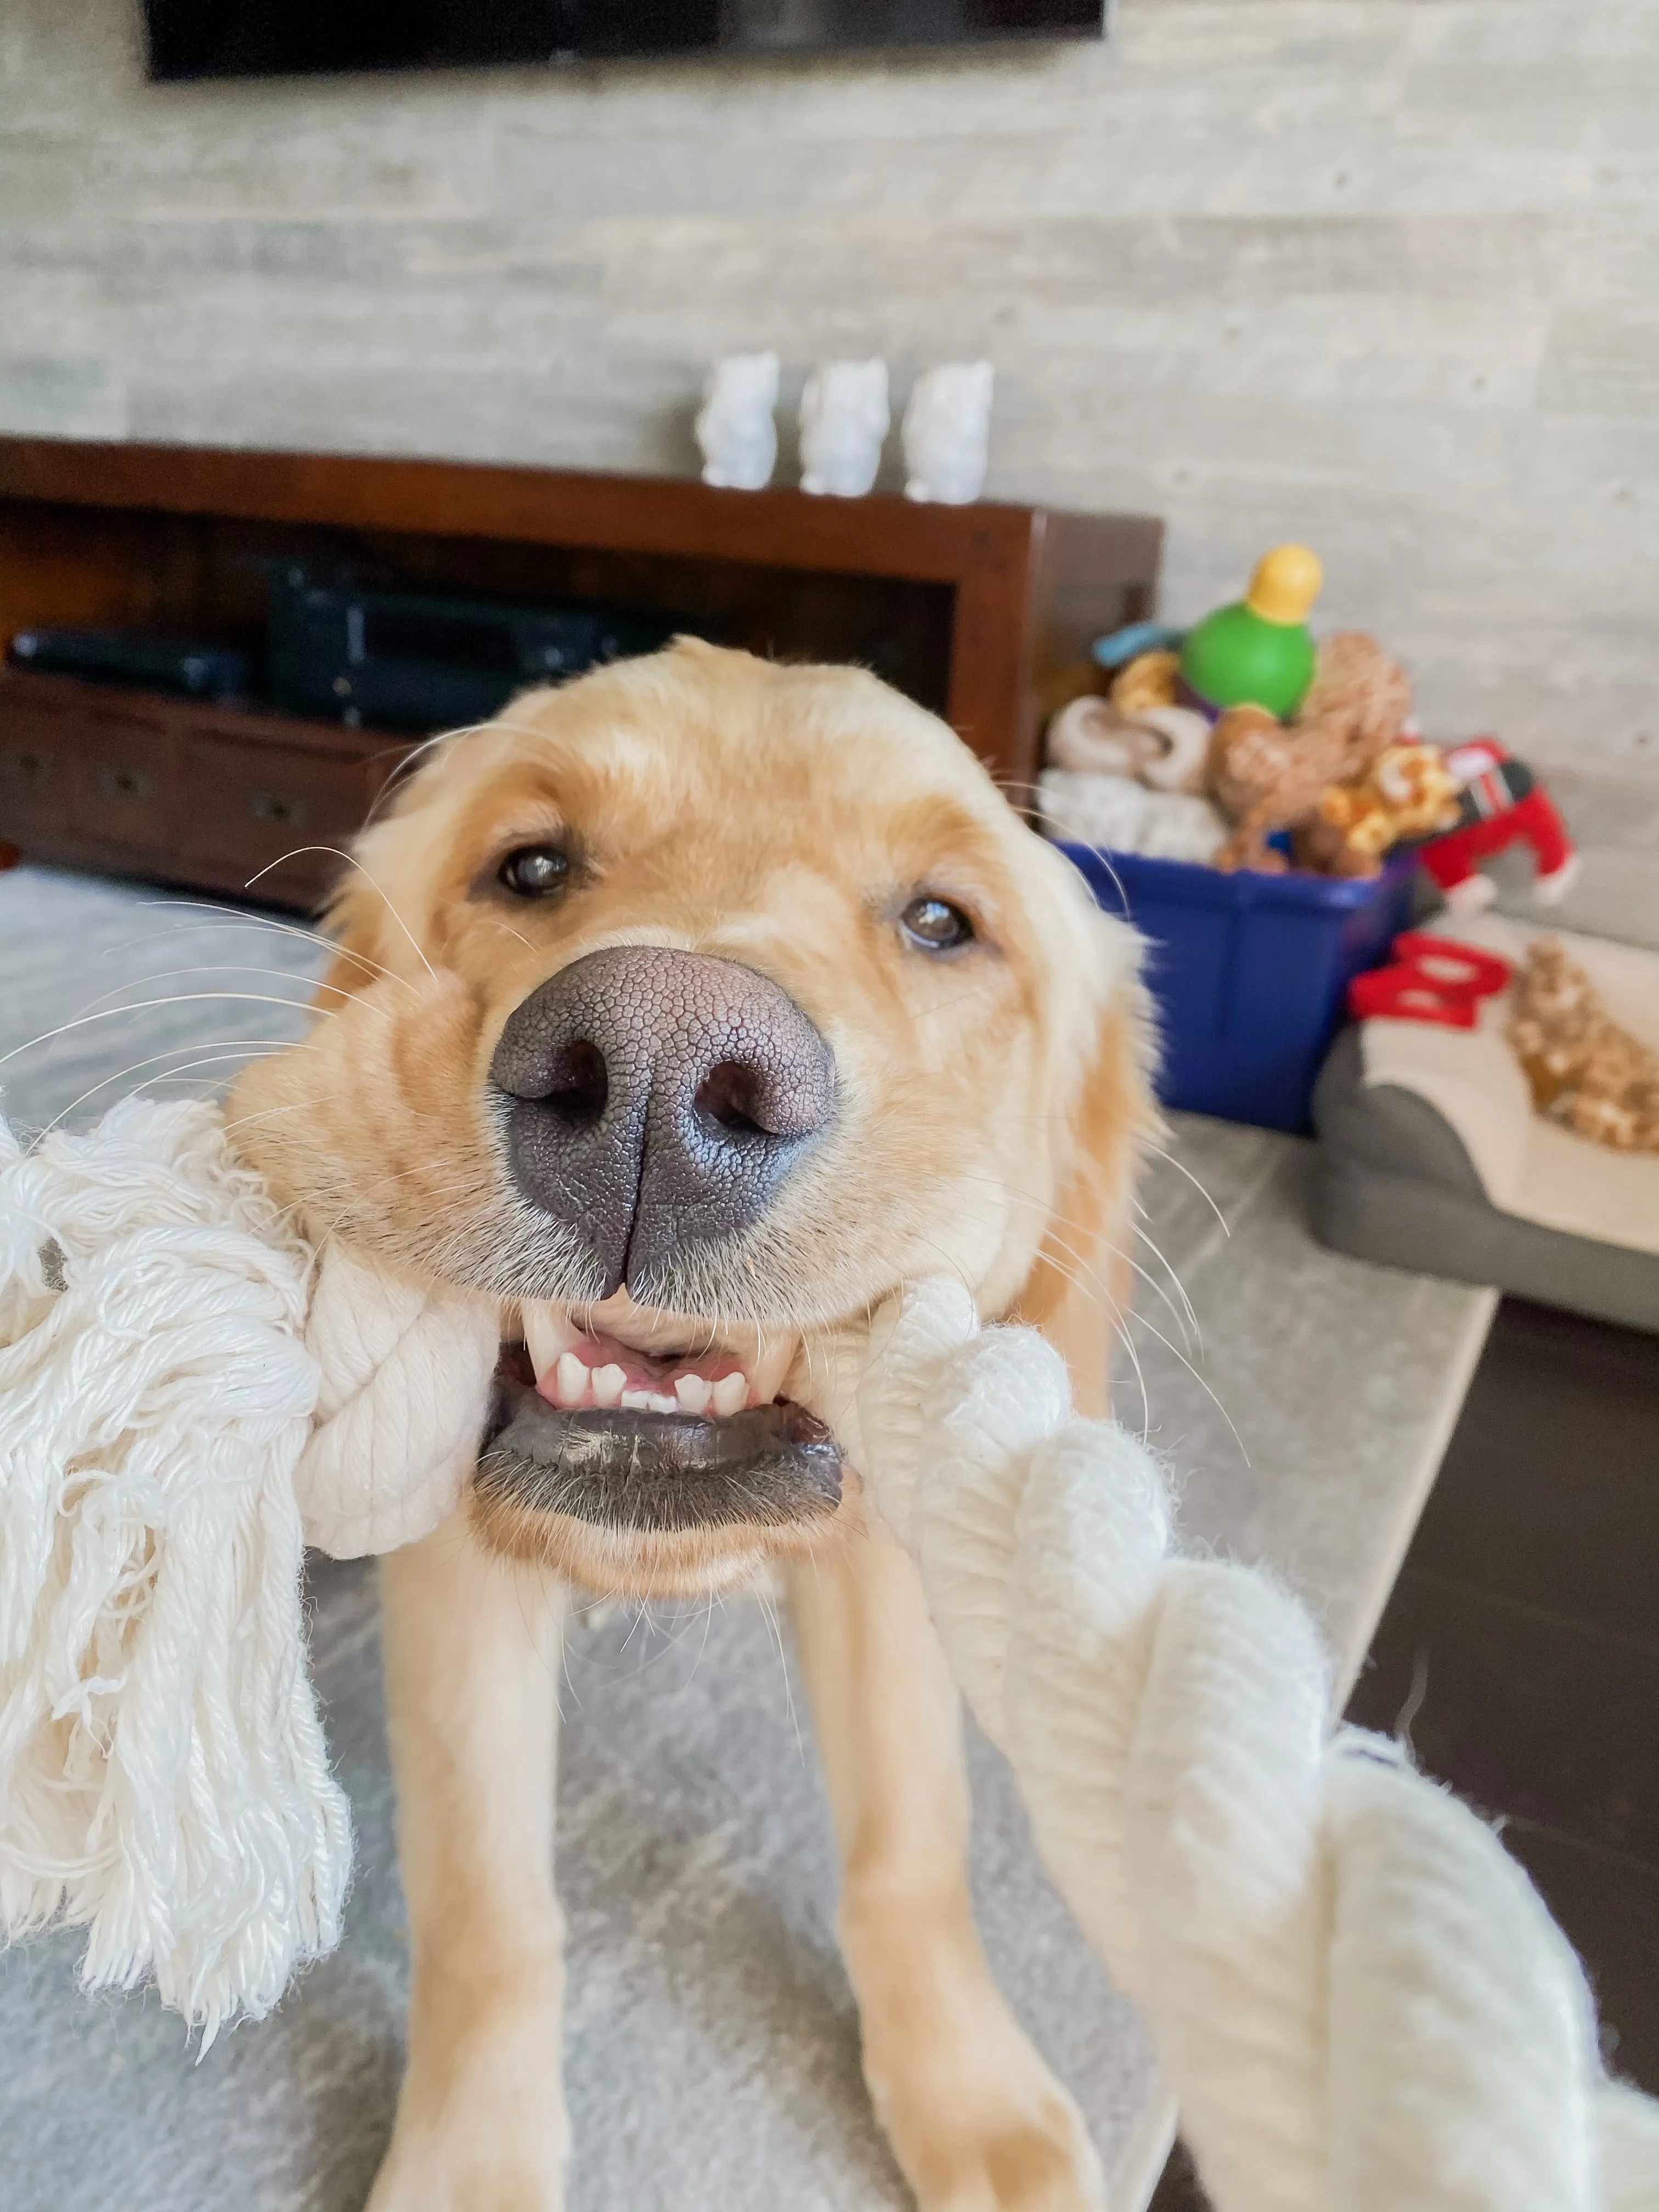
[67,710,186,853]
[0,698,76,837]
[180,732,379,899]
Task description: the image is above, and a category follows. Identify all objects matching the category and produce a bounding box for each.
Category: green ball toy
[1179,544,1324,720]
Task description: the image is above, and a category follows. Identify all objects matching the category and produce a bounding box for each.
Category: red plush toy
[1417,738,1578,915]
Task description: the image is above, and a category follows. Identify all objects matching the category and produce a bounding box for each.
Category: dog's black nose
[490,945,836,1300]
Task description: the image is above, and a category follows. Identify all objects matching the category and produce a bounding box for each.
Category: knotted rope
[2,1099,1656,2207]
[0,1100,492,2035]
[844,1279,1659,2212]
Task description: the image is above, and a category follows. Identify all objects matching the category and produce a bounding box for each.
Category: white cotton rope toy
[1,1099,1656,2211]
[0,1098,494,2038]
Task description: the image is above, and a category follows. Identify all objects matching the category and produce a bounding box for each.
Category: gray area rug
[0,864,1491,2212]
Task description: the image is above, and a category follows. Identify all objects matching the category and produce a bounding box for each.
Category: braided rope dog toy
[1,1097,1655,2207]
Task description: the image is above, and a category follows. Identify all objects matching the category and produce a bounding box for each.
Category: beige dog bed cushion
[1313,917,1659,1331]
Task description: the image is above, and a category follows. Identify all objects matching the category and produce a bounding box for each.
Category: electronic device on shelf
[144,0,1105,81]
[7,628,253,701]
[264,564,678,733]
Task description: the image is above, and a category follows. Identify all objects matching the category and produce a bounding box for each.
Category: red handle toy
[1347,932,1513,1029]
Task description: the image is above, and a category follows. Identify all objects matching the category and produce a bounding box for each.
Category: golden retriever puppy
[229,640,1152,2212]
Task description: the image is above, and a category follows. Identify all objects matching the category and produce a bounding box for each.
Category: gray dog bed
[1312,918,1659,1334]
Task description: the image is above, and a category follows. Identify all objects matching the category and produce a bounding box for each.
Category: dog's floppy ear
[1011,943,1158,1421]
[312,776,442,1010]
[313,868,388,1015]
[310,736,477,1010]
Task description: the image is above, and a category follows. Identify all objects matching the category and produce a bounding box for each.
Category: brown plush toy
[1207,631,1412,872]
[1297,741,1461,878]
[1506,938,1659,1155]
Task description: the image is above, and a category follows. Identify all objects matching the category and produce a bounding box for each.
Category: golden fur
[228,641,1152,2211]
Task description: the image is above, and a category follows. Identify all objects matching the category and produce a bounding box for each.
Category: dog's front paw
[366,1991,568,2212]
[864,2013,1104,2212]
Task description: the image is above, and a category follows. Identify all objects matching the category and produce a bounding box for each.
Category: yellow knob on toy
[1179,543,1325,719]
[1245,544,1324,625]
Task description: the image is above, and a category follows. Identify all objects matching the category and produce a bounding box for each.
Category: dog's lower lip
[477,1359,843,1537]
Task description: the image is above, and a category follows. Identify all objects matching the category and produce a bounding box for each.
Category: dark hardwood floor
[1149,1296,1659,2209]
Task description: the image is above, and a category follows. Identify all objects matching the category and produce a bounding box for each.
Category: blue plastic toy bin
[1060,843,1417,1133]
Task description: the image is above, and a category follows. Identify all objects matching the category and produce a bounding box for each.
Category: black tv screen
[145,1,1106,81]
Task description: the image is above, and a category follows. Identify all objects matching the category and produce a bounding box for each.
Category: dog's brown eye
[499,844,571,898]
[901,896,975,951]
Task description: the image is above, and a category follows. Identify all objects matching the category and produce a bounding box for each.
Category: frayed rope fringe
[0,1098,493,2038]
[0,1099,346,2041]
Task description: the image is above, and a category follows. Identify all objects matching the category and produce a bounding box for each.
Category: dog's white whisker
[1118,1302,1250,1469]
[29,1041,310,1144]
[1039,1215,1200,1358]
[754,1584,803,1760]
[1125,1220,1203,1340]
[1112,1300,1155,1442]
[133,901,417,994]
[69,962,320,1019]
[300,1156,491,1266]
[480,914,537,953]
[361,712,565,826]
[242,847,439,985]
[218,1091,334,1137]
[1142,1142,1231,1235]
[0,991,359,1073]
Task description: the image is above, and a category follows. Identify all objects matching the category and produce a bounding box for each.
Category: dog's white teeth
[646,1390,679,1414]
[554,1352,589,1409]
[521,1301,580,1383]
[673,1373,714,1415]
[620,1389,654,1412]
[591,1364,627,1408]
[749,1339,797,1406]
[712,1371,749,1417]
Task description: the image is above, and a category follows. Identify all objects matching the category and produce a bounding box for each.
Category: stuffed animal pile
[1043,625,1457,876]
[1206,629,1438,872]
[1040,548,1577,904]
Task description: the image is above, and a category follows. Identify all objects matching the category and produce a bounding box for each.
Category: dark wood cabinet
[1,693,76,837]
[0,436,1161,912]
[177,723,392,900]
[0,667,398,909]
[69,704,187,853]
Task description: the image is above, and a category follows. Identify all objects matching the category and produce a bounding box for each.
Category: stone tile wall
[1,0,1656,778]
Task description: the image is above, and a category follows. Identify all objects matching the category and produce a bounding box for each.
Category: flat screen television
[145,2,1105,80]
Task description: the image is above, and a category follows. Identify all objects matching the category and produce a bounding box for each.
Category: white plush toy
[1047,693,1212,795]
[798,358,889,497]
[2,1096,1657,2211]
[693,350,780,492]
[1038,767,1226,864]
[901,359,994,505]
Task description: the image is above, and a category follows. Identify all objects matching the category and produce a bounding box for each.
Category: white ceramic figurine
[695,351,780,491]
[798,359,890,497]
[902,360,994,505]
